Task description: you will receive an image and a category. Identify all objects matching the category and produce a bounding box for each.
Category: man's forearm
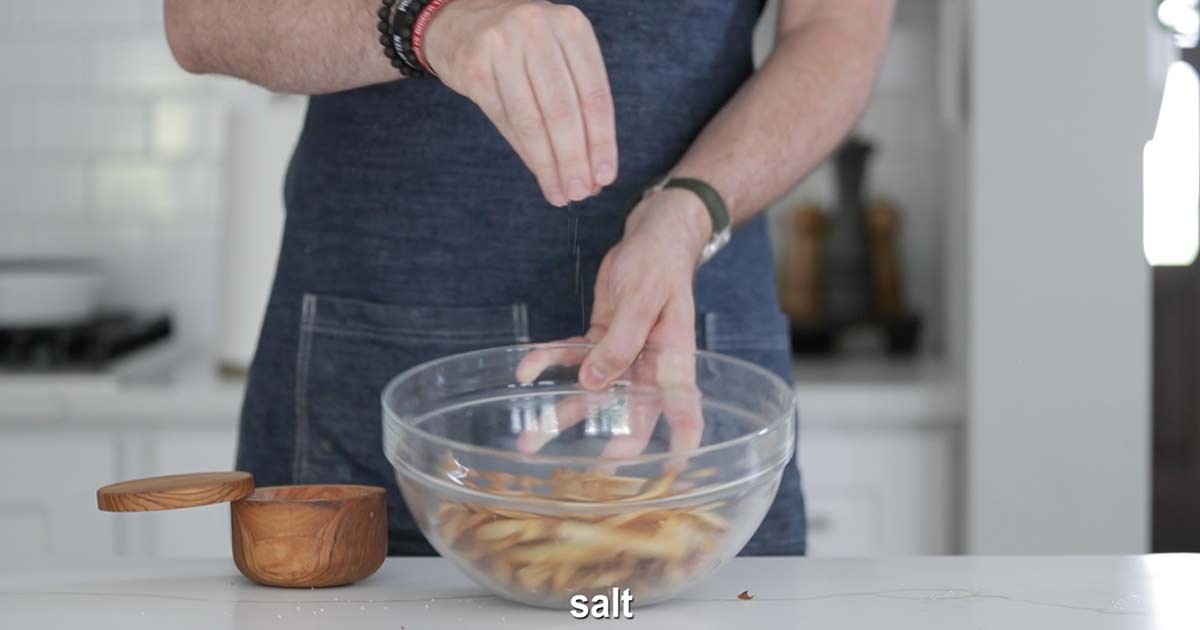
[670,0,894,228]
[164,0,398,94]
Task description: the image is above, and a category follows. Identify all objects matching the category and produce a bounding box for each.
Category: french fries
[431,453,735,602]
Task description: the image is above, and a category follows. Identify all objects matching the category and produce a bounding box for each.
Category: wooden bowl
[231,484,387,588]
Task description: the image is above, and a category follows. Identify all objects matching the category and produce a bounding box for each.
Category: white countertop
[0,343,245,428]
[1,350,959,430]
[791,357,960,429]
[2,555,1196,629]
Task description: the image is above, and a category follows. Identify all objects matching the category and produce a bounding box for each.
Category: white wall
[966,1,1152,553]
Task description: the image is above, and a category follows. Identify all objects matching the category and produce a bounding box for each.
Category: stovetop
[0,313,172,373]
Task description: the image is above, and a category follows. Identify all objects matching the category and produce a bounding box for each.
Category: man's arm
[164,0,394,94]
[164,0,617,205]
[663,0,895,236]
[574,0,894,391]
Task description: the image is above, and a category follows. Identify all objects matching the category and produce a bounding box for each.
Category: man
[164,0,893,555]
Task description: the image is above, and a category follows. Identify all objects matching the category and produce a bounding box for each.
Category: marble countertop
[2,555,1196,629]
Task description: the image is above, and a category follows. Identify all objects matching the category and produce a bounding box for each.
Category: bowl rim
[380,342,797,467]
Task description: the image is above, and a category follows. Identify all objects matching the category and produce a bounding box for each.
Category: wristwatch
[643,175,733,266]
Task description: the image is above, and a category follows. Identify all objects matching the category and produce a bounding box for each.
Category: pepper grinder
[780,202,829,324]
[866,198,903,320]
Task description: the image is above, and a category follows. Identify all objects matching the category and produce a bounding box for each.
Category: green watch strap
[645,176,733,265]
[662,177,732,236]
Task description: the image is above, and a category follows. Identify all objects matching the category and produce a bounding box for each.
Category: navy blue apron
[236,0,806,556]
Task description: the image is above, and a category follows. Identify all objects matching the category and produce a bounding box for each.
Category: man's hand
[513,189,711,459]
[579,188,710,389]
[424,0,617,206]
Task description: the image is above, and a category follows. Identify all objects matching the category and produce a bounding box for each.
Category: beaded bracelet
[378,0,422,77]
[379,0,453,77]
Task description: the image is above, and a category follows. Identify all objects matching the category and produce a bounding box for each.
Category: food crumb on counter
[737,590,754,600]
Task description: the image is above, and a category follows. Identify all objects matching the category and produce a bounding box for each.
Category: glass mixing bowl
[382,343,795,608]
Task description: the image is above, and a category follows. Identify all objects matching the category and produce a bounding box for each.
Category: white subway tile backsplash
[0,102,34,150]
[144,1,165,29]
[92,162,218,217]
[0,101,147,153]
[0,41,89,88]
[90,35,199,92]
[0,223,96,259]
[875,26,936,94]
[94,223,221,345]
[0,164,87,214]
[68,101,148,152]
[151,101,227,159]
[0,9,243,348]
[20,1,153,29]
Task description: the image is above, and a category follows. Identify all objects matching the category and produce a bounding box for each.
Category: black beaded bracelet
[392,0,437,75]
[377,0,422,77]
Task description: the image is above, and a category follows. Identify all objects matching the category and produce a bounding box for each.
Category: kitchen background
[0,1,1184,562]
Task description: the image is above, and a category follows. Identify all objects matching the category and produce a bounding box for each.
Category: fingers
[580,291,660,390]
[551,7,617,188]
[659,348,703,471]
[649,298,704,467]
[515,337,591,385]
[596,357,664,468]
[525,17,593,202]
[464,61,534,186]
[493,54,567,206]
[443,4,616,206]
[599,397,660,460]
[516,390,608,454]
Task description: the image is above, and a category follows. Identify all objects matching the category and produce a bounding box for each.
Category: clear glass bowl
[382,343,795,608]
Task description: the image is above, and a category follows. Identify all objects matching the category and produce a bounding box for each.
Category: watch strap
[645,176,733,265]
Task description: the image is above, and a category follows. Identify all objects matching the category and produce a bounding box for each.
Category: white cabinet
[0,432,119,561]
[121,429,238,559]
[792,359,961,556]
[0,380,242,563]
[0,427,238,563]
[800,427,958,556]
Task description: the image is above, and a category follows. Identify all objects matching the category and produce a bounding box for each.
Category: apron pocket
[292,293,530,484]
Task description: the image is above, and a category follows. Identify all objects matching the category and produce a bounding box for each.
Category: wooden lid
[97,472,255,512]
